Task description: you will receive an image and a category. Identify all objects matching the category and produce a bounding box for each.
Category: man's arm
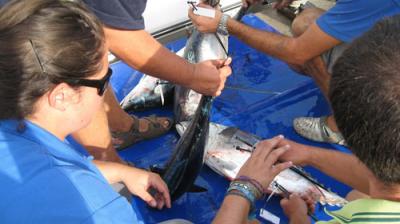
[189,10,341,66]
[104,27,231,96]
[279,139,371,194]
[227,19,340,65]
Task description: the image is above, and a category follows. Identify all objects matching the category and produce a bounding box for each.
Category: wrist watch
[217,14,230,35]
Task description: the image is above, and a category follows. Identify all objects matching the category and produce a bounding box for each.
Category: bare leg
[291,8,339,132]
[104,86,134,132]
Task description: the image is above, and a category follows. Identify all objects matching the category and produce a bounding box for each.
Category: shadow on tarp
[98,15,351,224]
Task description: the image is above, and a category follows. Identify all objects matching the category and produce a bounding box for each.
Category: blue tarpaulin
[108,15,351,224]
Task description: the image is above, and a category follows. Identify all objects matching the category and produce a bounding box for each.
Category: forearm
[227,19,304,65]
[93,160,129,184]
[104,27,194,87]
[306,147,370,194]
[226,19,339,66]
[213,195,251,224]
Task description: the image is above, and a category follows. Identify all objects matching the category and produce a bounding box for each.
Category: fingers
[188,8,196,22]
[140,190,158,208]
[209,58,232,96]
[211,57,232,68]
[151,176,171,209]
[272,160,293,176]
[252,135,284,158]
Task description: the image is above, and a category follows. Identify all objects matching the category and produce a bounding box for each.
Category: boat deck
[103,14,352,224]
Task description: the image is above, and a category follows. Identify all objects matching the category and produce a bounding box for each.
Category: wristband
[217,13,230,35]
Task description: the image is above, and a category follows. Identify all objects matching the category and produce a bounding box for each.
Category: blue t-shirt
[0,120,144,224]
[0,0,147,30]
[83,0,147,30]
[317,0,400,43]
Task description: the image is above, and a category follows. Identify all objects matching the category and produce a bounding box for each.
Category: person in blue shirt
[0,0,233,164]
[0,1,293,223]
[0,0,171,223]
[190,0,400,145]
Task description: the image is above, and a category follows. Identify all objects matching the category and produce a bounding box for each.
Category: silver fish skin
[177,122,348,207]
[174,29,228,124]
[120,75,174,112]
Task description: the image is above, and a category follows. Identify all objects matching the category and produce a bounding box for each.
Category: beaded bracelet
[229,181,262,199]
[227,180,258,219]
[234,176,266,194]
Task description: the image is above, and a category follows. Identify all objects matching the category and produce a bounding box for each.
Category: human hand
[122,167,171,209]
[190,57,232,96]
[188,5,222,33]
[237,135,293,189]
[281,194,312,222]
[276,138,314,166]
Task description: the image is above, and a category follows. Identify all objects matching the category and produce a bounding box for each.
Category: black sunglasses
[63,68,113,96]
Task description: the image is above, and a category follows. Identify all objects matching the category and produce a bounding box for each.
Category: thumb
[280,197,289,208]
[211,57,232,68]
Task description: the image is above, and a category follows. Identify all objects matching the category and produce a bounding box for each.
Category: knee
[291,8,325,36]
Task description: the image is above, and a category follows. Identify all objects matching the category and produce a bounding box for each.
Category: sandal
[112,115,173,150]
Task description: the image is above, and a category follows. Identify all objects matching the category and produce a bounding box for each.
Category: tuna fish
[177,122,348,206]
[173,23,228,124]
[154,0,229,201]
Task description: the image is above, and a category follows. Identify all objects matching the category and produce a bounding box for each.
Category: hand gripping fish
[177,122,348,206]
[173,2,229,124]
[152,0,229,201]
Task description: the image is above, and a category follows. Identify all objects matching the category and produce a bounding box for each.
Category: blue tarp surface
[109,15,352,224]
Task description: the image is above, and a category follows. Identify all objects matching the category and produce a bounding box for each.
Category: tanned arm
[279,139,371,194]
[104,27,231,96]
[213,195,251,224]
[226,19,340,65]
[189,9,341,66]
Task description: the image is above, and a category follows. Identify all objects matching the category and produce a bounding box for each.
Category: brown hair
[0,0,105,119]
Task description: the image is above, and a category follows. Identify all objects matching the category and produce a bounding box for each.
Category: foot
[111,115,173,150]
[293,116,346,145]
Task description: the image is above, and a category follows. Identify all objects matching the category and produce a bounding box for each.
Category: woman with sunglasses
[0,0,295,223]
[0,0,171,223]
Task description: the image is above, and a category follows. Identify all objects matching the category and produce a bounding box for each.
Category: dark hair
[0,0,105,119]
[330,15,400,185]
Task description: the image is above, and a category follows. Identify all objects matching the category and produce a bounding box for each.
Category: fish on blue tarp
[177,121,348,206]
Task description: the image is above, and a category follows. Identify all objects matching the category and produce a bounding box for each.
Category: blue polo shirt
[317,0,400,43]
[0,119,144,224]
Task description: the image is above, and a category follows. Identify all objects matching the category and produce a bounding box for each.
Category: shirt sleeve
[81,197,145,224]
[316,0,400,43]
[83,0,147,30]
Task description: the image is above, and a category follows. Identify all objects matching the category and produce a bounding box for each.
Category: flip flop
[112,115,173,150]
